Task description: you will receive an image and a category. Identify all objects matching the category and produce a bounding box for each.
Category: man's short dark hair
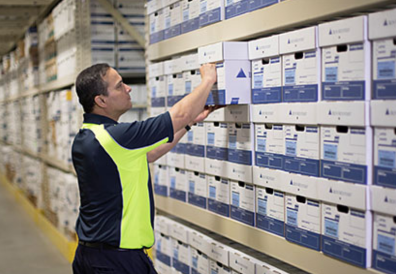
[75,63,111,113]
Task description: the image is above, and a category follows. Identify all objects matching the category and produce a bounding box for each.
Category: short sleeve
[106,111,174,150]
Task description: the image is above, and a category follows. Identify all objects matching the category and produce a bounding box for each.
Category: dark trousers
[73,244,158,274]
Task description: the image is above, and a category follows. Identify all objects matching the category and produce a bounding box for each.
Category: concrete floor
[0,184,72,274]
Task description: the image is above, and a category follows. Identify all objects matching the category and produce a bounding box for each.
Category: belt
[79,240,130,251]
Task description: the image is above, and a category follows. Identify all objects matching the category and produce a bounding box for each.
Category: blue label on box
[283,156,320,177]
[252,87,282,104]
[181,17,200,34]
[374,166,396,188]
[373,249,396,274]
[373,79,396,99]
[151,97,165,107]
[209,185,216,199]
[285,140,297,156]
[248,0,278,12]
[199,7,221,27]
[322,81,366,100]
[225,0,249,19]
[378,60,396,79]
[286,224,321,251]
[284,68,296,85]
[256,137,266,152]
[228,149,252,165]
[208,199,230,217]
[325,67,338,82]
[324,218,339,238]
[256,214,285,237]
[154,185,168,197]
[173,258,190,274]
[170,188,187,202]
[167,95,185,107]
[156,251,171,266]
[188,193,207,209]
[323,143,338,161]
[322,235,367,268]
[149,30,164,44]
[257,197,267,215]
[206,89,226,105]
[255,151,283,169]
[321,160,367,185]
[231,205,255,226]
[379,150,396,168]
[378,233,395,255]
[232,191,240,207]
[186,144,205,157]
[283,84,318,102]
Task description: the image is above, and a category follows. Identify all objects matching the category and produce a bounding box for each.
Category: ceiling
[0,0,57,58]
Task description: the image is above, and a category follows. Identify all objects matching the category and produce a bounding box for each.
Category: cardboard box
[320,125,373,185]
[149,9,165,44]
[206,104,250,123]
[185,122,206,173]
[251,104,282,124]
[156,259,172,274]
[181,0,200,33]
[187,171,207,209]
[256,186,285,237]
[229,249,263,274]
[208,240,232,266]
[198,42,251,105]
[189,229,213,255]
[170,221,192,244]
[209,259,232,274]
[371,100,396,127]
[205,122,228,177]
[155,231,173,266]
[226,123,253,182]
[319,16,370,101]
[230,181,255,226]
[169,167,188,202]
[319,178,371,268]
[252,166,286,191]
[207,175,230,217]
[280,26,320,102]
[147,0,163,15]
[154,164,169,196]
[172,238,191,274]
[164,2,182,39]
[280,102,318,125]
[283,124,320,177]
[225,0,249,20]
[249,35,282,104]
[317,101,369,126]
[374,127,396,188]
[191,247,210,274]
[371,185,396,274]
[254,123,284,170]
[150,75,167,109]
[199,0,224,27]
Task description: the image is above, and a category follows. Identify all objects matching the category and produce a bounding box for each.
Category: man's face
[102,67,132,116]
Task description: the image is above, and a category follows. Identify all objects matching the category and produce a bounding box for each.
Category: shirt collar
[83,113,118,125]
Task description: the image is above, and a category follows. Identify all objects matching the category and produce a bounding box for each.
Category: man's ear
[94,95,107,109]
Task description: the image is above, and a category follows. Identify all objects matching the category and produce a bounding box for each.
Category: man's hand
[200,63,217,86]
[193,105,225,124]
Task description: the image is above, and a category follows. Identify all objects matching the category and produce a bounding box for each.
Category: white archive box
[230,181,255,226]
[166,58,185,107]
[170,220,192,244]
[283,124,320,177]
[317,100,370,126]
[369,8,396,100]
[284,172,321,251]
[208,240,233,266]
[371,100,396,127]
[164,1,182,39]
[199,0,224,28]
[189,229,213,255]
[226,122,253,182]
[198,42,251,105]
[181,0,200,33]
[172,238,191,274]
[155,215,171,235]
[210,260,232,274]
[256,186,285,237]
[248,0,278,12]
[229,249,263,274]
[249,35,282,104]
[182,53,201,96]
[149,9,165,44]
[191,247,210,274]
[207,175,230,217]
[374,127,396,188]
[320,125,373,185]
[153,164,169,197]
[319,178,371,268]
[254,123,284,170]
[205,122,228,177]
[280,26,321,102]
[185,122,206,173]
[206,104,250,122]
[251,103,282,124]
[149,66,167,112]
[280,102,318,125]
[147,0,164,15]
[225,0,249,20]
[371,185,396,274]
[167,145,185,169]
[187,171,207,209]
[169,167,188,202]
[156,259,172,274]
[155,231,173,267]
[253,166,287,191]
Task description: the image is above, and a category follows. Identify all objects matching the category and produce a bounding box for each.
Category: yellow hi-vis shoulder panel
[81,123,169,248]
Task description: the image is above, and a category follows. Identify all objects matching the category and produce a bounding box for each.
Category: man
[71,63,217,273]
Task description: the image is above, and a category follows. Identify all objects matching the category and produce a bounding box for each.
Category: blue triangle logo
[256,46,259,50]
[259,110,262,115]
[329,110,332,115]
[288,39,291,44]
[290,180,293,185]
[329,29,332,35]
[385,196,388,202]
[386,109,390,115]
[289,110,292,115]
[260,174,262,178]
[236,68,246,78]
[384,20,388,26]
[204,52,206,56]
[330,188,333,193]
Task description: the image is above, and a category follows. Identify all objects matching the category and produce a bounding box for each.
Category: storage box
[208,240,232,266]
[252,166,286,191]
[248,0,278,12]
[256,186,285,237]
[283,124,320,177]
[371,185,396,274]
[172,238,191,274]
[229,249,262,274]
[251,104,282,124]
[209,260,232,274]
[320,125,373,185]
[319,16,370,101]
[182,53,201,96]
[230,181,255,226]
[205,122,228,177]
[199,0,224,27]
[154,164,169,196]
[181,0,200,33]
[169,167,188,202]
[155,231,173,266]
[254,123,284,170]
[317,101,369,126]
[207,175,230,217]
[374,127,396,188]
[189,229,212,255]
[166,59,185,107]
[156,259,172,274]
[249,35,282,104]
[371,100,396,127]
[319,178,371,268]
[225,0,249,20]
[206,104,250,122]
[164,2,182,39]
[280,26,320,102]
[147,0,163,15]
[198,42,251,105]
[187,171,207,209]
[149,9,165,44]
[185,122,206,173]
[170,221,191,244]
[191,247,210,274]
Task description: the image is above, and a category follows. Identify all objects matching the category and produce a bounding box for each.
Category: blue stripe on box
[181,17,199,34]
[321,160,367,185]
[373,249,396,274]
[283,156,320,177]
[373,79,396,99]
[374,166,396,188]
[322,81,366,101]
[322,235,367,268]
[225,0,249,20]
[206,90,226,105]
[173,258,190,274]
[188,193,207,209]
[255,151,283,169]
[149,31,164,44]
[231,205,255,226]
[228,149,252,165]
[170,188,187,202]
[248,0,278,12]
[199,7,221,27]
[208,199,230,217]
[283,84,318,102]
[154,185,168,197]
[156,251,171,266]
[151,97,165,107]
[206,146,217,159]
[177,143,186,154]
[252,87,282,104]
[167,95,185,107]
[190,145,205,158]
[285,224,321,251]
[256,214,285,237]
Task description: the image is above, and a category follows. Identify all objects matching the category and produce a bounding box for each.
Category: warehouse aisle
[0,184,72,274]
